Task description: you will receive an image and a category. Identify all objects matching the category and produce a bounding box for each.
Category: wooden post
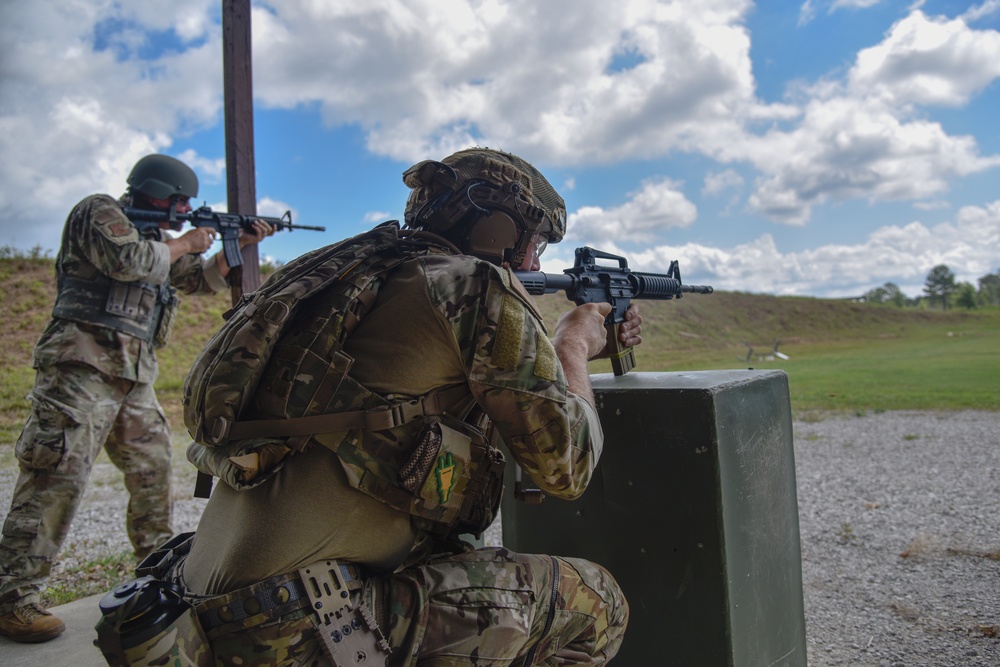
[222,0,260,298]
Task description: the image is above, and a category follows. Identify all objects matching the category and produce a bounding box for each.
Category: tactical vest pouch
[400,419,474,524]
[106,279,157,323]
[380,416,504,537]
[151,285,179,348]
[52,275,170,344]
[94,576,212,667]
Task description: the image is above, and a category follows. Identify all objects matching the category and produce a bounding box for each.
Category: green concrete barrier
[501,370,806,666]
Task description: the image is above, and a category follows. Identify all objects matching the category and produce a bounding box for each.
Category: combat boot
[0,603,66,643]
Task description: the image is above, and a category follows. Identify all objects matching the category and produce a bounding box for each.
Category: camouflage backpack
[182,221,505,536]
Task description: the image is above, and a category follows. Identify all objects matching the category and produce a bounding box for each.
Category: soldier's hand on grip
[182,227,216,254]
[553,302,613,361]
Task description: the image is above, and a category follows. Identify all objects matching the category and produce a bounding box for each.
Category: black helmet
[402,148,566,266]
[127,154,199,200]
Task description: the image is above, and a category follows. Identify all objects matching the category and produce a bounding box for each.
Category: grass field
[531,291,1000,415]
[643,314,1000,414]
[1,257,998,450]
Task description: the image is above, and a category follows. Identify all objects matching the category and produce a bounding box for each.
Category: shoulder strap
[221,383,470,441]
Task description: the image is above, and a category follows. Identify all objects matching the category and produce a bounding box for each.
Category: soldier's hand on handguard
[239,220,276,248]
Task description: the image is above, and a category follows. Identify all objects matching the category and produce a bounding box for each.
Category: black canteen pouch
[94,577,211,667]
[94,533,212,667]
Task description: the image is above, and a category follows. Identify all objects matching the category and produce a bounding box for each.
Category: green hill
[2,256,997,447]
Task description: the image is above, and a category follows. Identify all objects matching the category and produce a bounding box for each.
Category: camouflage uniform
[0,194,227,615]
[179,250,629,665]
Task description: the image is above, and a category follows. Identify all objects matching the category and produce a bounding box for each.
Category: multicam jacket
[32,193,228,383]
[182,235,605,588]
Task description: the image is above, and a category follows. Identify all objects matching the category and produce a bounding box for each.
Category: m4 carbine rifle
[515,246,713,376]
[123,204,325,268]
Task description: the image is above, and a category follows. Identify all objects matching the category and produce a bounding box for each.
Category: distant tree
[955,282,978,310]
[863,281,907,307]
[923,264,957,310]
[978,272,1000,306]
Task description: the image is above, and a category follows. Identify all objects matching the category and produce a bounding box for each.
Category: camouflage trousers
[0,362,173,613]
[205,547,628,667]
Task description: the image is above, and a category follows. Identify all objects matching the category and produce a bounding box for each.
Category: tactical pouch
[52,275,168,344]
[396,417,504,536]
[94,576,212,667]
[105,279,164,344]
[151,284,178,348]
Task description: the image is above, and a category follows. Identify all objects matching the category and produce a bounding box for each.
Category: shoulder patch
[92,201,137,244]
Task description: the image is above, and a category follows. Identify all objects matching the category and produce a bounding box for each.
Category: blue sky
[1,0,998,298]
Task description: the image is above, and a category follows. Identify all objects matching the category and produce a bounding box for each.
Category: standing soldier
[0,154,274,643]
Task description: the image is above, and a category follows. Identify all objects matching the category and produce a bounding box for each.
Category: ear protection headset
[403,160,547,265]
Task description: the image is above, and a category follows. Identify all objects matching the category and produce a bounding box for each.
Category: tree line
[863,265,1000,310]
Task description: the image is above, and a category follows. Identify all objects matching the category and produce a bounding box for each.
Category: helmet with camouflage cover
[402,148,566,266]
[127,154,199,201]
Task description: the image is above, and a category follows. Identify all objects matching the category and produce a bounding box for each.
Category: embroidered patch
[435,453,457,503]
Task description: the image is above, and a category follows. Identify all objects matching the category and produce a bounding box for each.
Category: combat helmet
[402,148,566,266]
[127,154,199,201]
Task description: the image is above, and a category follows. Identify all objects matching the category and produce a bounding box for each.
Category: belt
[197,561,367,637]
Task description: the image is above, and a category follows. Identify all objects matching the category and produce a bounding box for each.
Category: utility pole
[222,0,260,299]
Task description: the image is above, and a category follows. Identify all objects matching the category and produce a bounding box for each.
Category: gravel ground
[794,410,1000,667]
[1,410,998,665]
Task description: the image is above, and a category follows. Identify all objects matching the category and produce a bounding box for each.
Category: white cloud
[743,94,1000,224]
[832,0,883,9]
[731,9,1000,225]
[799,0,883,26]
[798,1,818,27]
[912,199,949,211]
[364,211,392,223]
[621,199,1000,297]
[250,0,788,164]
[565,177,698,246]
[257,197,295,221]
[962,1,1000,23]
[0,0,221,248]
[849,10,1000,107]
[702,168,745,215]
[702,169,744,196]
